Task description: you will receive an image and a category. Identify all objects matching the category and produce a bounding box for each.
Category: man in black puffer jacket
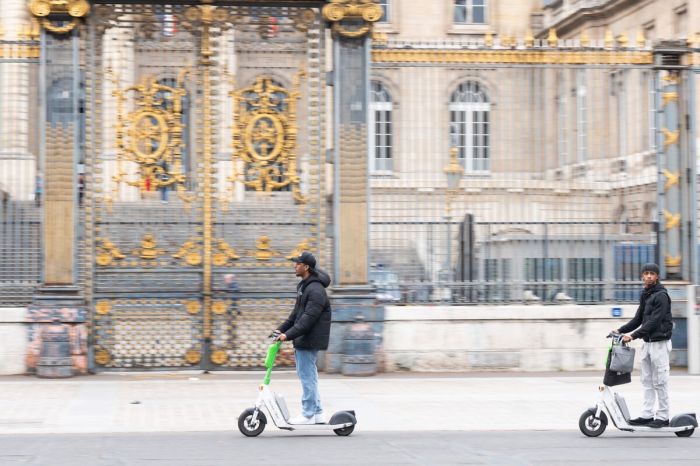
[616,263,673,428]
[274,251,332,425]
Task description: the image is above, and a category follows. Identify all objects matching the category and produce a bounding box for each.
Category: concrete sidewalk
[0,371,698,434]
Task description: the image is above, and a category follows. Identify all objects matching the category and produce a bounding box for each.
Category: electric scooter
[579,333,697,437]
[238,340,357,437]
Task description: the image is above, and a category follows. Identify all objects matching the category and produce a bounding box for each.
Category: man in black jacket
[274,251,332,425]
[616,263,673,428]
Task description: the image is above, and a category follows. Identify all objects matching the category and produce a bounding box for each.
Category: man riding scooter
[273,251,332,425]
[614,262,673,428]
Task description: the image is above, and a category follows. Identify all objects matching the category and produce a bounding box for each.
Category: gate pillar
[653,41,697,367]
[26,3,90,377]
[323,1,384,373]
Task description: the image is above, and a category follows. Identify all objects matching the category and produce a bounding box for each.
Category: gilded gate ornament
[252,236,281,261]
[663,210,681,230]
[213,239,240,266]
[28,0,90,34]
[287,239,314,260]
[230,72,307,203]
[662,169,680,191]
[322,0,383,38]
[133,234,164,260]
[110,70,193,206]
[95,237,126,266]
[173,238,203,266]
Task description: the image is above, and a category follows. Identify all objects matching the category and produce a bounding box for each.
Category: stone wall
[0,308,27,375]
[382,304,649,372]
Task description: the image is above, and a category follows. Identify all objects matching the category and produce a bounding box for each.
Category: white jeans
[639,340,672,420]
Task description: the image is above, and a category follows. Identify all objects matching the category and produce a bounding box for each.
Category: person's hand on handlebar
[269,330,287,342]
[621,334,632,343]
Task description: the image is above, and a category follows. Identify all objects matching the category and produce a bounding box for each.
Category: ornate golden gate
[82,2,327,370]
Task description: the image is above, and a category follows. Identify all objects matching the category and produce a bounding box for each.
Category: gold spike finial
[525,29,534,48]
[636,30,646,48]
[30,20,40,41]
[484,32,493,47]
[580,30,590,47]
[617,32,628,48]
[604,29,614,48]
[548,28,558,48]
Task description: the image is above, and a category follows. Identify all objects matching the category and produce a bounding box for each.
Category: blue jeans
[295,349,322,418]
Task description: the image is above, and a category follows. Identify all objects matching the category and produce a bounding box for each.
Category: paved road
[1,431,698,466]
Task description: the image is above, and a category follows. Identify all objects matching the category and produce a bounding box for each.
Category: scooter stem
[263,341,282,385]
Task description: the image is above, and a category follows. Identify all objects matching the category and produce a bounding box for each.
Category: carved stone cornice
[322,0,383,39]
[28,0,91,34]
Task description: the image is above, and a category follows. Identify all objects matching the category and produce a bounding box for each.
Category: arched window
[449,81,490,172]
[370,81,393,172]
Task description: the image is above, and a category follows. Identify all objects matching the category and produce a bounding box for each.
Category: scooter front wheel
[238,408,267,437]
[579,408,607,437]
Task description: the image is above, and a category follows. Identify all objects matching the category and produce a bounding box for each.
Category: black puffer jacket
[618,282,673,342]
[277,268,332,350]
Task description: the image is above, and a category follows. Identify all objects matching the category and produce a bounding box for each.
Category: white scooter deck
[597,386,695,434]
[257,384,354,431]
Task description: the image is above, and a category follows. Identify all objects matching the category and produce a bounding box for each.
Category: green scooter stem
[263,341,281,385]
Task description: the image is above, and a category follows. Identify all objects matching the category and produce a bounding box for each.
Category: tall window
[576,69,587,163]
[370,81,393,172]
[378,0,390,22]
[556,70,567,166]
[449,81,490,172]
[454,0,487,24]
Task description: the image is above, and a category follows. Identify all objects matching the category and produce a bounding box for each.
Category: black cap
[291,251,316,269]
[641,263,660,275]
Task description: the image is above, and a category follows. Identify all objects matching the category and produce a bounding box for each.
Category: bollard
[341,315,376,376]
[37,318,73,378]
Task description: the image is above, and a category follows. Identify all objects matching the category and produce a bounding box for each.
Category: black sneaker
[648,418,669,428]
[628,417,653,425]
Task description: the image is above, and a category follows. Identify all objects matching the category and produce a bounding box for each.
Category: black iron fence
[370,220,659,304]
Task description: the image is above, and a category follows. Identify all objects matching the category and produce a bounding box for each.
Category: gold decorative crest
[229,72,306,203]
[110,70,192,206]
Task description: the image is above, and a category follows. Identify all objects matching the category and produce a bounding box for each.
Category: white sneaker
[288,414,314,425]
[314,412,326,424]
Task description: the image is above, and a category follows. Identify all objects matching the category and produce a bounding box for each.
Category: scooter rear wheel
[675,428,694,437]
[238,408,267,437]
[579,408,607,437]
[334,425,355,436]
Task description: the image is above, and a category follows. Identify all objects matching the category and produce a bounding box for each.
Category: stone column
[323,1,384,373]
